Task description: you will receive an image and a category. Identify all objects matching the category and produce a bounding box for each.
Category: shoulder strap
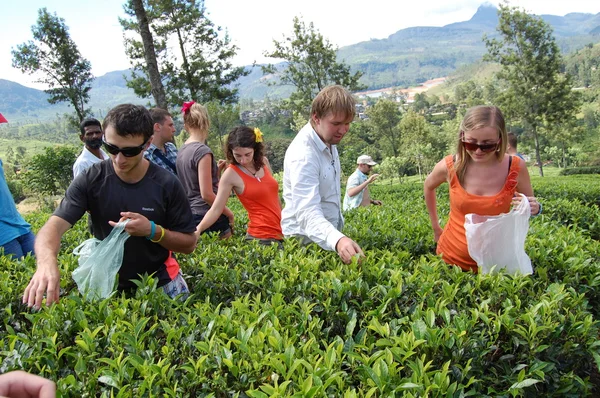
[153,150,177,175]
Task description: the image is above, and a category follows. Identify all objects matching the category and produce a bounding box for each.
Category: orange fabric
[230,164,283,240]
[436,155,520,272]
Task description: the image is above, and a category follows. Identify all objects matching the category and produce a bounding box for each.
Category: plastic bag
[72,220,131,299]
[464,194,533,275]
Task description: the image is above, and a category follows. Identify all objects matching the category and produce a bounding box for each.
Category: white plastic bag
[464,194,533,275]
[72,220,131,299]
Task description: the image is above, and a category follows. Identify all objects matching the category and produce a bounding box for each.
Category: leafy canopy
[263,17,365,116]
[12,8,94,125]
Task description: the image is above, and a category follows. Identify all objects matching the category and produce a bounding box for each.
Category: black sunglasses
[461,133,500,153]
[102,137,148,157]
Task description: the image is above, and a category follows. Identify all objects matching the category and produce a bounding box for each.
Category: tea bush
[1,175,600,396]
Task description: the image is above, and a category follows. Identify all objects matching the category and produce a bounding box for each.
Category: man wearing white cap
[343,155,382,211]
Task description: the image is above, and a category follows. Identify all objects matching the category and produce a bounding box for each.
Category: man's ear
[153,122,161,133]
[145,135,154,148]
[79,135,85,143]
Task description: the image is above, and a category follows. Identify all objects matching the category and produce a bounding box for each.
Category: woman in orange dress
[424,105,541,272]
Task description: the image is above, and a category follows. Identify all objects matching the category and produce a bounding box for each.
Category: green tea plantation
[1,175,600,397]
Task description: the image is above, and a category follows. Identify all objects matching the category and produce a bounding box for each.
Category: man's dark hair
[150,108,172,125]
[507,132,518,150]
[79,118,101,136]
[102,104,153,141]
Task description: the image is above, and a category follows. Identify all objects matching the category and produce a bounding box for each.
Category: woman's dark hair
[225,126,265,170]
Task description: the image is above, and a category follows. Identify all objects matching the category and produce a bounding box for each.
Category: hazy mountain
[1,4,599,123]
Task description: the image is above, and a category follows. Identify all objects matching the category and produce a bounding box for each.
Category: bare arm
[423,159,448,242]
[23,216,72,308]
[197,169,237,235]
[108,212,195,254]
[513,157,541,215]
[347,174,379,197]
[198,155,217,205]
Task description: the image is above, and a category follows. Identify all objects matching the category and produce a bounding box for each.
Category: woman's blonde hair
[183,103,210,132]
[455,105,507,183]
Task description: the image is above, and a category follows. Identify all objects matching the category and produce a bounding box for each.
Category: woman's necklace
[240,165,261,182]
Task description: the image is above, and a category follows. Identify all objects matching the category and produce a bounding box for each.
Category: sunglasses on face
[461,133,500,153]
[102,137,148,157]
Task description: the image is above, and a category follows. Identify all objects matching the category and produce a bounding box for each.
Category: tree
[121,0,168,109]
[12,8,94,125]
[24,146,79,196]
[206,101,241,157]
[368,99,402,157]
[262,17,365,115]
[121,0,248,107]
[484,3,580,176]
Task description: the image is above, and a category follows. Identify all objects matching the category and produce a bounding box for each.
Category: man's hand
[335,237,364,264]
[108,212,152,237]
[371,200,383,206]
[0,370,56,398]
[367,173,380,184]
[23,263,60,308]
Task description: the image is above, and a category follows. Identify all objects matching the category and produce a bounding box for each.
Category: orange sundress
[436,155,520,272]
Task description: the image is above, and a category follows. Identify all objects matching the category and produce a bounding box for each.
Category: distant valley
[1,4,599,124]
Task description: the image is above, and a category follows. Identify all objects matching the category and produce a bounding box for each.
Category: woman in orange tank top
[423,106,541,272]
[196,126,283,245]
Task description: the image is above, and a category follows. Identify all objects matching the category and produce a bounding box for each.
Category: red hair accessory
[181,101,195,114]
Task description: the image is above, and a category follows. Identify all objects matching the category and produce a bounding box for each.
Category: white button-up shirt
[281,122,345,251]
[73,145,109,178]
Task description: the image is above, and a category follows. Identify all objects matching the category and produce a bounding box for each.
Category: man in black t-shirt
[23,104,197,308]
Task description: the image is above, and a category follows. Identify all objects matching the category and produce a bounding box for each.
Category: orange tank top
[230,164,283,240]
[436,155,520,272]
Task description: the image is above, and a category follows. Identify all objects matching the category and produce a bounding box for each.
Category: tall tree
[263,17,365,115]
[12,8,94,124]
[484,3,580,176]
[121,0,168,109]
[368,99,401,157]
[206,101,241,156]
[121,0,247,107]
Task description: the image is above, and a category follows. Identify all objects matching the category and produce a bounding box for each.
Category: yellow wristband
[150,225,166,243]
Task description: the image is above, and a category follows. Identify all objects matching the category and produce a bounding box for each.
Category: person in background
[144,108,178,175]
[507,132,525,160]
[423,105,541,272]
[197,126,282,245]
[0,158,35,259]
[343,154,382,211]
[176,101,234,238]
[22,104,196,308]
[281,85,364,264]
[73,118,109,178]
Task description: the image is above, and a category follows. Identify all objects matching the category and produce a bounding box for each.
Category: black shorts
[193,213,231,237]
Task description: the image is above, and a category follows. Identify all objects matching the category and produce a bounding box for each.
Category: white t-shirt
[73,145,109,178]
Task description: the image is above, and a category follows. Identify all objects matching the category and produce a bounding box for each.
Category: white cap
[357,155,377,166]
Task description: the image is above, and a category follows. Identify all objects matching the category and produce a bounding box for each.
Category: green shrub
[559,166,600,176]
[1,176,599,396]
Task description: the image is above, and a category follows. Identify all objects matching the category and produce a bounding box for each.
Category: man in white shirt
[343,155,382,211]
[281,85,364,264]
[73,118,109,178]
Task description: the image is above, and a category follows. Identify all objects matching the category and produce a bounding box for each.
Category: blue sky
[2,0,599,89]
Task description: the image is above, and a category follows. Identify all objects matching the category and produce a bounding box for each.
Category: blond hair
[311,85,355,122]
[455,105,507,183]
[183,103,210,132]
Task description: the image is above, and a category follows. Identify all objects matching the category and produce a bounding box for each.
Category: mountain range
[1,4,599,124]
